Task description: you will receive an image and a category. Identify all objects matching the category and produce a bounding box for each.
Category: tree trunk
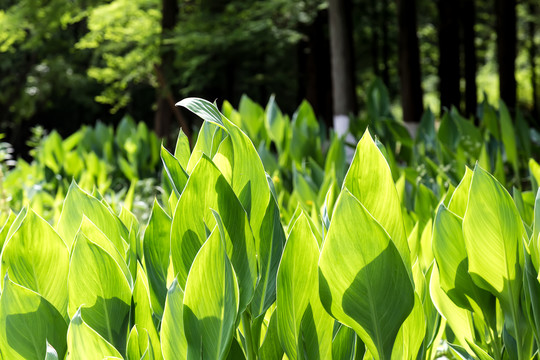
[154,0,180,143]
[397,0,423,123]
[461,0,478,119]
[529,0,538,120]
[495,0,517,112]
[300,8,333,128]
[438,0,461,113]
[328,0,357,136]
[370,0,380,78]
[381,0,391,88]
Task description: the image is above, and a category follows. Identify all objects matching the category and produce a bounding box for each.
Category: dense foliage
[1,96,540,359]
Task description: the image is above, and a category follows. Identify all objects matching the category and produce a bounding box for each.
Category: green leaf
[143,200,172,318]
[161,279,187,360]
[462,166,524,319]
[170,155,256,313]
[183,229,239,360]
[258,308,284,360]
[276,213,332,360]
[132,263,162,359]
[78,216,133,288]
[499,100,518,174]
[429,265,477,355]
[319,189,414,360]
[343,130,411,272]
[331,324,357,360]
[0,208,69,320]
[67,308,123,360]
[57,181,128,252]
[161,144,188,197]
[0,210,15,253]
[127,325,151,360]
[174,128,191,169]
[178,98,282,318]
[45,341,59,360]
[68,232,131,351]
[0,277,68,359]
[250,193,286,318]
[391,293,425,360]
[433,205,494,312]
[448,167,473,218]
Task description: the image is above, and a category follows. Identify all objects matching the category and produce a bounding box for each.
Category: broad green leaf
[183,229,239,360]
[238,94,266,145]
[276,213,332,360]
[290,100,322,164]
[127,326,151,360]
[170,155,256,312]
[343,130,411,271]
[462,166,525,339]
[132,263,162,359]
[499,100,518,174]
[174,128,191,169]
[250,195,286,318]
[448,167,473,218]
[161,279,187,360]
[258,308,284,360]
[264,95,287,152]
[331,324,357,360]
[45,341,59,360]
[432,205,494,313]
[0,208,69,319]
[161,144,188,197]
[391,294,425,360]
[66,308,123,360]
[429,265,477,355]
[0,278,68,359]
[143,200,172,318]
[530,189,540,270]
[68,233,131,351]
[186,121,225,173]
[57,181,128,252]
[178,97,271,245]
[79,216,133,288]
[178,98,282,318]
[319,189,414,360]
[0,210,15,253]
[523,243,540,348]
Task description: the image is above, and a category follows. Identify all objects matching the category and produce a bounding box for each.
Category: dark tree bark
[154,0,179,141]
[438,0,461,113]
[299,9,333,128]
[381,0,391,88]
[370,0,380,77]
[529,0,538,120]
[495,0,517,112]
[461,0,478,118]
[328,0,357,133]
[397,0,423,123]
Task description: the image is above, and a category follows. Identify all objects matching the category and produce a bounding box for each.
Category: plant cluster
[2,116,161,223]
[1,97,540,360]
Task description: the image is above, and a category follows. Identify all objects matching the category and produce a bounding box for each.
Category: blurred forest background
[0,0,538,156]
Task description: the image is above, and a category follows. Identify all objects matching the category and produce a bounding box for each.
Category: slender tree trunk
[381,0,391,88]
[301,8,333,127]
[529,0,538,120]
[461,0,478,118]
[154,0,179,142]
[397,0,423,123]
[495,0,517,112]
[438,0,461,113]
[328,0,357,135]
[370,0,380,77]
